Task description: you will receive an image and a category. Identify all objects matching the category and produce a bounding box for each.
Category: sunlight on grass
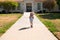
[36,14,59,32]
[36,13,60,40]
[43,20,58,32]
[0,13,22,37]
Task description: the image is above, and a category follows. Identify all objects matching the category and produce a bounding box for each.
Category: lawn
[36,13,60,40]
[0,13,22,37]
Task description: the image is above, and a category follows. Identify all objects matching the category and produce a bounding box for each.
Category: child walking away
[29,12,34,28]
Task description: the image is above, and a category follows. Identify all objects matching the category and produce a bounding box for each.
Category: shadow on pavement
[19,27,31,31]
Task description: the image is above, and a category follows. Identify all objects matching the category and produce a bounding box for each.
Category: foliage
[36,14,59,32]
[0,13,22,36]
[43,0,56,11]
[0,2,18,12]
[56,0,60,9]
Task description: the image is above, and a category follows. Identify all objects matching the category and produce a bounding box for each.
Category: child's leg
[30,18,33,28]
[30,21,33,28]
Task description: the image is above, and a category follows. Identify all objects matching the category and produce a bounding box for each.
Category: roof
[0,0,23,2]
[34,0,46,2]
[0,0,55,2]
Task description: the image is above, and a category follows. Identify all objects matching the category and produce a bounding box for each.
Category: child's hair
[30,12,34,16]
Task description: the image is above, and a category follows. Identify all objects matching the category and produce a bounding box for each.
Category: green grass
[36,13,59,32]
[43,21,58,32]
[0,13,22,36]
[0,21,15,33]
[36,13,60,39]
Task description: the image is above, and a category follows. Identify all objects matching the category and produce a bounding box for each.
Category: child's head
[30,12,34,16]
[30,12,33,14]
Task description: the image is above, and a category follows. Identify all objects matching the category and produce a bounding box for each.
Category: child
[29,12,34,28]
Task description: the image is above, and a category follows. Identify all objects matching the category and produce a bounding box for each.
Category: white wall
[20,2,25,12]
[24,0,34,12]
[35,2,43,12]
[19,0,43,12]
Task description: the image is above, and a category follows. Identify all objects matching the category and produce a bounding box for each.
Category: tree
[56,0,60,9]
[43,0,56,11]
[0,2,18,13]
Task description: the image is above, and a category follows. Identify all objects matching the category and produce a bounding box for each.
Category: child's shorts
[29,17,33,22]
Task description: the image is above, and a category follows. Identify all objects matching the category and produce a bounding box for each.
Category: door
[26,3,32,12]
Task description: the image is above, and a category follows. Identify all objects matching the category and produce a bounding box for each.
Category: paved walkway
[0,12,58,40]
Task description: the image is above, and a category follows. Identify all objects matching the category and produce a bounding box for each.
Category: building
[19,0,45,12]
[0,0,59,12]
[0,0,46,12]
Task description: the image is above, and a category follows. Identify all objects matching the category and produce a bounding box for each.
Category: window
[37,3,41,10]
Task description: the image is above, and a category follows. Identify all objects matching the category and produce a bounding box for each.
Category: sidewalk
[0,12,58,40]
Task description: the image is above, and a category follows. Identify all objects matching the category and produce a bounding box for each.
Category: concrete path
[0,12,58,40]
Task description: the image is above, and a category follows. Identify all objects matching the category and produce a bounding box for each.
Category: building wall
[20,0,42,12]
[7,0,43,12]
[20,2,25,12]
[34,2,43,12]
[0,0,43,12]
[32,2,37,12]
[23,0,34,12]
